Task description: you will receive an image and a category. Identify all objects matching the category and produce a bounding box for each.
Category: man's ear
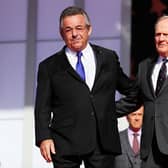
[60,29,64,39]
[126,115,129,121]
[88,25,92,36]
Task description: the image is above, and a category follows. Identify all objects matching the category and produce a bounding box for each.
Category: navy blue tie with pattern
[76,51,85,81]
[155,59,168,96]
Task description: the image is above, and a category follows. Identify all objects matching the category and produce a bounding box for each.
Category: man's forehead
[129,110,143,116]
[156,18,168,27]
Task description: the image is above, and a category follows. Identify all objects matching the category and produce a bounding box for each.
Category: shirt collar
[128,127,141,136]
[65,43,92,57]
[157,56,168,64]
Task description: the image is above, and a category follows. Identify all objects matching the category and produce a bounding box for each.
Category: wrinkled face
[127,106,144,132]
[60,14,92,52]
[155,18,168,57]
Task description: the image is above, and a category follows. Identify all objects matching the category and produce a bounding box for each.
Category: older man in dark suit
[137,15,168,168]
[34,6,139,168]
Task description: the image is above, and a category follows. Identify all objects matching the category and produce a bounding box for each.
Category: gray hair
[155,15,168,30]
[59,6,91,30]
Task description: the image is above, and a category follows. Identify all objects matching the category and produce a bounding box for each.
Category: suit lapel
[146,59,156,97]
[58,47,86,83]
[146,56,168,97]
[90,45,103,93]
[124,130,135,157]
[58,45,104,88]
[157,76,168,96]
[124,130,140,167]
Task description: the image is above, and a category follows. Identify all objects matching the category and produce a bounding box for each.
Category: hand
[40,139,56,162]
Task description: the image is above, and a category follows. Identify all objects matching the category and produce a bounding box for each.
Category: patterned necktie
[155,59,168,96]
[76,51,85,81]
[132,133,139,154]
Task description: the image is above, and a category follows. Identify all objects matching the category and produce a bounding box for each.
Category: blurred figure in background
[113,106,144,168]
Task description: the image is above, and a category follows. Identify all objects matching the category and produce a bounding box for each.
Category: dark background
[131,0,168,78]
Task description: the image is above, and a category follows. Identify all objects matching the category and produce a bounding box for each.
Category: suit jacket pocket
[50,118,74,130]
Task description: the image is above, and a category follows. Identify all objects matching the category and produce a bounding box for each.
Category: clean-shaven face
[127,106,144,132]
[60,14,92,52]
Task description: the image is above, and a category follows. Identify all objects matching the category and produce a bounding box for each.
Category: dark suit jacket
[34,44,139,156]
[113,129,141,168]
[137,57,168,159]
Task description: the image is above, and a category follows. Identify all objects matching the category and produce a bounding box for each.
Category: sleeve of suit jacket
[115,51,141,117]
[34,61,53,146]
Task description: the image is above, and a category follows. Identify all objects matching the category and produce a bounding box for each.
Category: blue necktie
[76,51,85,81]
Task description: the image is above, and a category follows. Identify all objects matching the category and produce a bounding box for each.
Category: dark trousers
[141,134,168,168]
[51,142,114,168]
[51,114,115,168]
[51,115,115,168]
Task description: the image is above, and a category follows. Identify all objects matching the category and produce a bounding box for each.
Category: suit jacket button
[90,94,94,98]
[91,112,94,116]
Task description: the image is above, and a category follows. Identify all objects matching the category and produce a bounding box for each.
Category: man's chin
[158,51,168,56]
[71,45,83,51]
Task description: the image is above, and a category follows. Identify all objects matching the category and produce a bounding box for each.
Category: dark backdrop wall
[131,0,168,77]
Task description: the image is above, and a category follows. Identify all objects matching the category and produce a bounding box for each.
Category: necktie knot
[133,133,139,137]
[162,58,168,66]
[163,58,168,62]
[77,51,83,58]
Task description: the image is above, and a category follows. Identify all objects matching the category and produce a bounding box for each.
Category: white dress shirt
[152,56,168,91]
[65,43,96,90]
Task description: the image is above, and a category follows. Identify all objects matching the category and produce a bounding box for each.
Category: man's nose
[135,116,139,120]
[159,34,166,40]
[72,28,78,37]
